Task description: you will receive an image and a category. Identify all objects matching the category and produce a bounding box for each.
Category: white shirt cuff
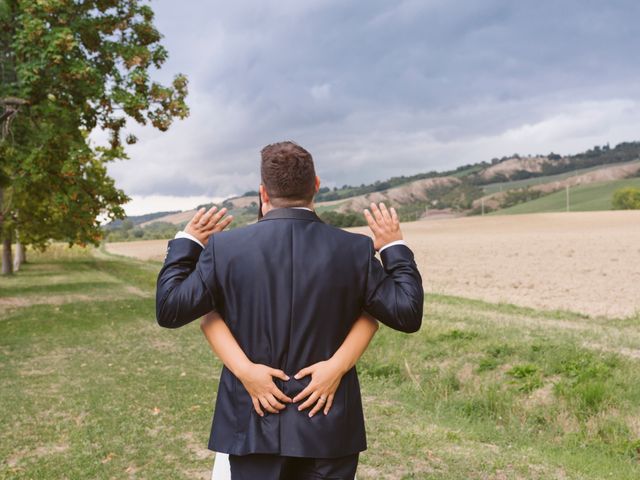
[379,240,408,253]
[174,231,204,249]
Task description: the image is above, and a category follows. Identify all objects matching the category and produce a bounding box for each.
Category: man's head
[260,141,319,210]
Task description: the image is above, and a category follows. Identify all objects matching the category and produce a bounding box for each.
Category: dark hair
[260,141,317,206]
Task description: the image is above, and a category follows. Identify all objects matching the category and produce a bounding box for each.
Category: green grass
[482,160,640,195]
[492,178,640,215]
[315,202,346,214]
[2,249,640,478]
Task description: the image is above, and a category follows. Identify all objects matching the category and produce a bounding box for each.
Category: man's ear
[315,176,321,193]
[259,184,270,204]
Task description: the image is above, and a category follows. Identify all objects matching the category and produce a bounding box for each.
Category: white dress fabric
[211,453,231,480]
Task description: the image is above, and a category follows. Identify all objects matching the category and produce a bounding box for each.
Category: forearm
[365,243,424,333]
[156,238,215,328]
[330,312,379,374]
[200,312,252,377]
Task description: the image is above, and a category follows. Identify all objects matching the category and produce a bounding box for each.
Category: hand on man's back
[363,202,403,251]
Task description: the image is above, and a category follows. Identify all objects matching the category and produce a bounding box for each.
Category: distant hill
[491,177,640,215]
[313,141,640,200]
[103,141,640,241]
[105,210,180,230]
[473,159,640,212]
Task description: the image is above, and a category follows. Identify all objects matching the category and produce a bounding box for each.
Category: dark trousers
[229,453,359,480]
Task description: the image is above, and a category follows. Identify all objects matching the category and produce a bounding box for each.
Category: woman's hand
[200,312,291,417]
[237,362,292,417]
[292,358,346,417]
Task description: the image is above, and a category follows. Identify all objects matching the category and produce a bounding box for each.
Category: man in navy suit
[156,141,424,479]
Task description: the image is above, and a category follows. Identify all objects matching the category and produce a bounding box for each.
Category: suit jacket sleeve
[155,237,217,328]
[364,239,424,333]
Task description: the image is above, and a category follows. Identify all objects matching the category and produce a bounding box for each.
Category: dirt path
[104,239,170,262]
[106,211,640,318]
[372,210,640,318]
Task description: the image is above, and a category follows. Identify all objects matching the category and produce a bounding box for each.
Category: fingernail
[284,375,290,380]
[309,413,313,418]
[298,407,302,411]
[293,374,299,379]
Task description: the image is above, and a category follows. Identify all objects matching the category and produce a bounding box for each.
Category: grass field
[2,247,640,479]
[492,178,640,215]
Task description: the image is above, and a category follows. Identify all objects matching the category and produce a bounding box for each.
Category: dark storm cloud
[107,0,640,203]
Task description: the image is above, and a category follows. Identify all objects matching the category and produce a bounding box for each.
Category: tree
[612,187,640,210]
[0,0,188,274]
[319,211,367,228]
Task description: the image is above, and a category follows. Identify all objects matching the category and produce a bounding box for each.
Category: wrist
[233,358,255,380]
[381,236,403,245]
[186,231,202,243]
[375,237,403,250]
[328,354,351,376]
[379,238,406,251]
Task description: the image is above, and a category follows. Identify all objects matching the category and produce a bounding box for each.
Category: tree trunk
[13,228,25,270]
[13,240,24,271]
[0,185,11,275]
[1,235,12,275]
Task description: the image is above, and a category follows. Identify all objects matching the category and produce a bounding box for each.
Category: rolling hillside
[473,160,640,211]
[492,178,640,215]
[104,141,640,240]
[481,160,640,194]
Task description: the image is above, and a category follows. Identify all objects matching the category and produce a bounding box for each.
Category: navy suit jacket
[156,207,423,457]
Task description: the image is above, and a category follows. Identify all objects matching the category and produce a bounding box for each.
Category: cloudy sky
[106,0,640,215]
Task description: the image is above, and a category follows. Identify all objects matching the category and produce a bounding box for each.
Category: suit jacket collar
[259,207,323,223]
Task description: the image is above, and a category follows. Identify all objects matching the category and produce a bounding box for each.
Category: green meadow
[1,247,640,479]
[492,178,640,215]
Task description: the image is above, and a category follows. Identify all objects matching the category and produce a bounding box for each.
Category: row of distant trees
[315,163,480,202]
[470,143,640,185]
[313,142,640,203]
[104,221,180,242]
[0,0,188,274]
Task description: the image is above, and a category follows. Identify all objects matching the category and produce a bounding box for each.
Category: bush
[501,187,544,208]
[507,364,543,392]
[612,187,640,210]
[319,211,367,227]
[103,221,179,242]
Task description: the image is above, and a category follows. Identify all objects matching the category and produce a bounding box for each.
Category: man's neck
[264,203,314,214]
